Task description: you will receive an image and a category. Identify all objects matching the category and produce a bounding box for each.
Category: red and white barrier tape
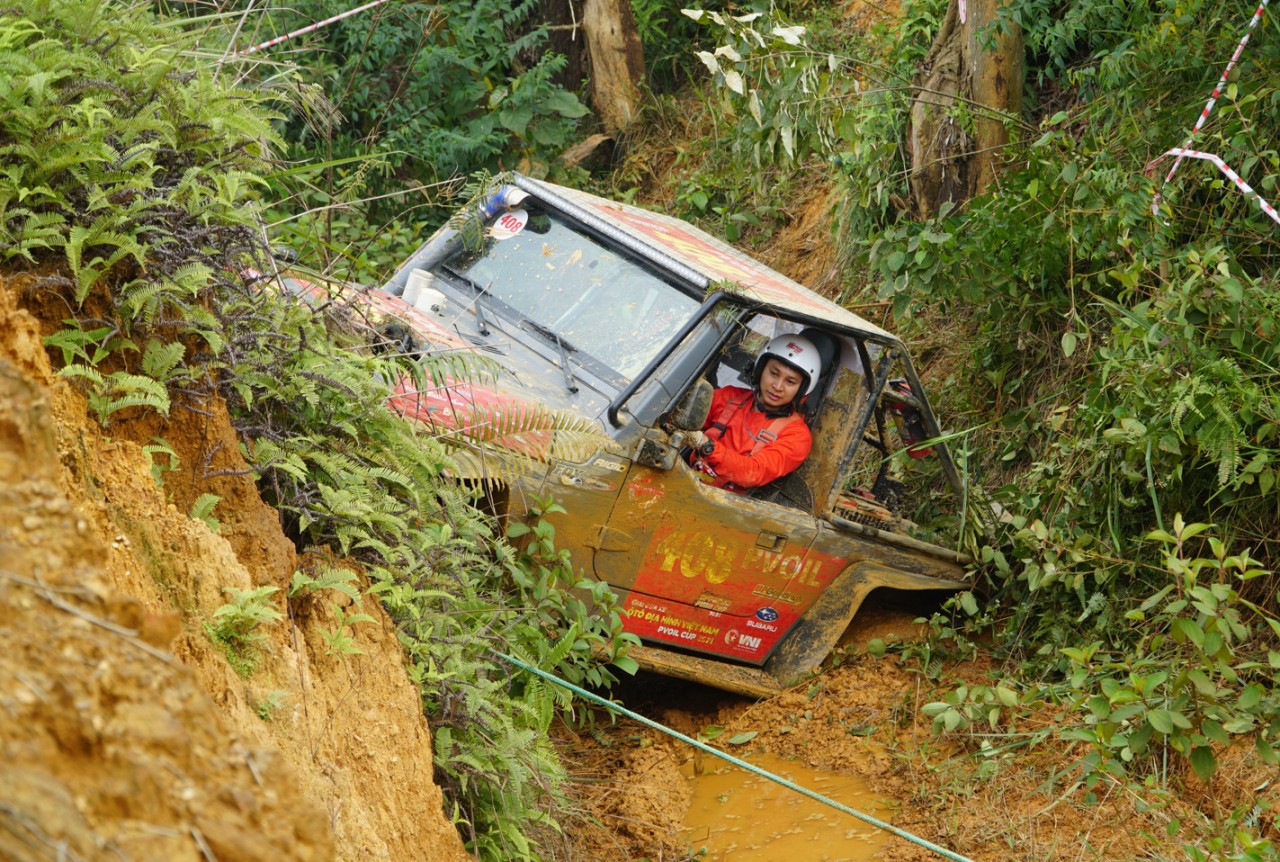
[1148,0,1274,221]
[239,0,390,55]
[1162,147,1280,225]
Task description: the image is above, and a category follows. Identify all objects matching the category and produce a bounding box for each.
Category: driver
[688,333,819,492]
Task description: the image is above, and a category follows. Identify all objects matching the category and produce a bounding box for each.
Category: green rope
[499,652,976,862]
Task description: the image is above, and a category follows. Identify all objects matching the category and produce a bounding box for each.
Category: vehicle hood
[364,288,614,463]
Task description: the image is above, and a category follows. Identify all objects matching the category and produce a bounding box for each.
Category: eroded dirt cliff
[0,277,471,862]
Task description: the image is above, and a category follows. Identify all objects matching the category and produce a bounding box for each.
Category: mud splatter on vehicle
[325,175,975,696]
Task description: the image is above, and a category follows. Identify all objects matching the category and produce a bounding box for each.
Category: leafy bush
[2,0,274,418]
[4,3,632,858]
[1061,518,1280,786]
[685,0,1280,837]
[219,269,627,858]
[631,0,711,92]
[206,586,284,676]
[239,0,588,204]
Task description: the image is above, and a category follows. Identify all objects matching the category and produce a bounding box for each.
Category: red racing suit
[691,386,812,491]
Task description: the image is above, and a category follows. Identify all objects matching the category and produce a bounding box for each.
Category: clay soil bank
[0,277,471,862]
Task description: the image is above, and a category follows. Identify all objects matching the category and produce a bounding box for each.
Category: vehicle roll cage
[608,291,968,506]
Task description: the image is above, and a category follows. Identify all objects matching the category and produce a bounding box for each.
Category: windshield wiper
[521,319,578,353]
[439,265,495,336]
[472,282,492,336]
[521,320,579,394]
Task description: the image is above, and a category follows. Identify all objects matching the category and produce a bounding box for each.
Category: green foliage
[920,679,1029,733]
[288,564,375,656]
[143,437,179,488]
[189,493,222,533]
[809,0,1280,653]
[681,8,848,167]
[631,0,708,92]
[254,689,288,722]
[225,280,625,859]
[318,604,378,656]
[505,500,641,685]
[225,0,590,279]
[290,564,362,603]
[6,0,276,429]
[206,586,284,676]
[7,2,630,856]
[678,0,945,240]
[657,7,849,244]
[1181,803,1278,862]
[42,321,131,367]
[43,320,173,425]
[0,0,277,281]
[922,519,1280,809]
[1053,518,1280,788]
[59,363,171,426]
[374,499,636,859]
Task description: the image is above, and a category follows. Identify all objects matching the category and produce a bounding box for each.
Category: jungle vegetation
[2,0,1278,858]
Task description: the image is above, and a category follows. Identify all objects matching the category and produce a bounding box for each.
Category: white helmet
[752,333,821,401]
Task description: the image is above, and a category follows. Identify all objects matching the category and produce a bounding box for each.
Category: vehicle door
[591,316,848,667]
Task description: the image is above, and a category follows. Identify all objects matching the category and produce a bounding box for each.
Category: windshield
[443,207,701,381]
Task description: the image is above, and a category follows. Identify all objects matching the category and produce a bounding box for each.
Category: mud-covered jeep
[373,176,971,697]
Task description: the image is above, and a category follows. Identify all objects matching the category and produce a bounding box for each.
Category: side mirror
[669,378,713,431]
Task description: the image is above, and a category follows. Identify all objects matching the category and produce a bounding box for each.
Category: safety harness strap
[706,393,802,456]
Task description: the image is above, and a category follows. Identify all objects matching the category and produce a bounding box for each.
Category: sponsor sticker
[725,629,764,650]
[752,584,802,605]
[593,457,627,473]
[694,592,732,613]
[489,208,528,239]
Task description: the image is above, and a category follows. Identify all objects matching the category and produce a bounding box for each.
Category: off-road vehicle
[362,176,971,697]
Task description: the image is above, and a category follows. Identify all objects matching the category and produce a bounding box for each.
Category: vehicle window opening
[611,293,742,428]
[682,315,857,512]
[830,350,957,545]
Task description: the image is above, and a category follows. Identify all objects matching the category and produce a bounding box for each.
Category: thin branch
[0,570,175,665]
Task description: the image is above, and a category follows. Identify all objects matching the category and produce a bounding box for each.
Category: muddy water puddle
[682,752,891,861]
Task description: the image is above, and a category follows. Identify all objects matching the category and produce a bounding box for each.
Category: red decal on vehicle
[620,523,846,660]
[387,375,553,459]
[626,472,666,505]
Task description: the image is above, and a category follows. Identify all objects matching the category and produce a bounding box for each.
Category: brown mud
[561,589,1265,861]
[0,276,470,861]
[681,750,891,860]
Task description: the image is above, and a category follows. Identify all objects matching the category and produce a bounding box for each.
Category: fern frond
[141,339,186,380]
[58,362,104,385]
[416,349,502,388]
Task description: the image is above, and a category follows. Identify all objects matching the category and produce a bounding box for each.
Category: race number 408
[490,209,528,239]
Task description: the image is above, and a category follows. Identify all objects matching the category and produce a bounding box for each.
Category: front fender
[763,561,967,688]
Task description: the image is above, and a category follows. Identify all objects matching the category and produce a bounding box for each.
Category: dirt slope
[0,277,471,862]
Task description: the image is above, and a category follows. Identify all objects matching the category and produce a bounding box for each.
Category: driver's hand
[688,430,714,457]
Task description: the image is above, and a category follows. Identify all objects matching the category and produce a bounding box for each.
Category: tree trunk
[582,0,645,135]
[907,0,1023,218]
[541,0,589,90]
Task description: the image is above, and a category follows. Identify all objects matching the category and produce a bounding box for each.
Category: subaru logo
[755,607,779,622]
